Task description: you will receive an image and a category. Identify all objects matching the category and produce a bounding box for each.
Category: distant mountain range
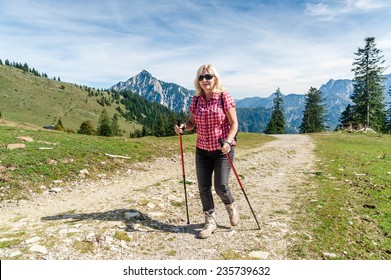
[111,71,391,133]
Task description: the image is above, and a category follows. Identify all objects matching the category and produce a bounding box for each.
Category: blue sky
[1,0,390,99]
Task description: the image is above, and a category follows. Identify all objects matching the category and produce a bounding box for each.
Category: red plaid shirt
[190,92,236,151]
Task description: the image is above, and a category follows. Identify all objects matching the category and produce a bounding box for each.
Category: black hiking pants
[195,147,235,213]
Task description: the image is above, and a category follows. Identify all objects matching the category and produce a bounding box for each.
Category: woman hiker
[175,64,239,239]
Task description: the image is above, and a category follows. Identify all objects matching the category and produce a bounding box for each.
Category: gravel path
[0,134,316,260]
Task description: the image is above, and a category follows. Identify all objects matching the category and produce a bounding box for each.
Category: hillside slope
[0,64,139,134]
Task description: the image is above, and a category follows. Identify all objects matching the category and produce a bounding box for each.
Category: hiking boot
[225,203,239,226]
[198,211,217,239]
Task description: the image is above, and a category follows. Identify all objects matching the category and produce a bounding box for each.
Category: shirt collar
[201,92,219,101]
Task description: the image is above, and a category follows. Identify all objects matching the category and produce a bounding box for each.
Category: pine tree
[386,86,391,134]
[77,120,96,135]
[130,129,142,138]
[299,87,326,133]
[351,37,386,131]
[97,109,112,136]
[22,63,29,73]
[54,118,65,131]
[111,114,123,136]
[339,104,354,130]
[264,88,285,134]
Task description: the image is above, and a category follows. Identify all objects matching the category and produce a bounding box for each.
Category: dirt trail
[0,134,316,260]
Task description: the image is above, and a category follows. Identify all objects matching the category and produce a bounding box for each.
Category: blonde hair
[194,64,225,96]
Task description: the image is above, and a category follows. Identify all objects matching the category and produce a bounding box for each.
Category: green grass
[114,231,132,242]
[170,200,183,207]
[220,249,244,260]
[234,132,273,149]
[72,240,94,254]
[0,125,271,202]
[0,231,26,248]
[166,250,177,256]
[0,239,23,248]
[289,132,391,260]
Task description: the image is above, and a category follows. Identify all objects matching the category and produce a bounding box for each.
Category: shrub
[78,120,96,135]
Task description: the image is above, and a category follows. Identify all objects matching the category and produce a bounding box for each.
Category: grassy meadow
[289,132,391,259]
[0,64,140,134]
[0,121,390,259]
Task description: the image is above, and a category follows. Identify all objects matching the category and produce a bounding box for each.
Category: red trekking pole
[178,125,190,225]
[221,140,260,230]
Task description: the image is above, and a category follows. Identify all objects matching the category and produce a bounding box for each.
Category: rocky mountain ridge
[111,70,195,113]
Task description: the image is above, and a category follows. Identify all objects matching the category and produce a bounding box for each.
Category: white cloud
[305,0,389,20]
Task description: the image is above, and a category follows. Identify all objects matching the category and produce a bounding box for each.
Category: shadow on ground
[41,208,210,237]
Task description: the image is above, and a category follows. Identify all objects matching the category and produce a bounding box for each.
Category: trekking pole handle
[219,138,232,147]
[176,120,186,134]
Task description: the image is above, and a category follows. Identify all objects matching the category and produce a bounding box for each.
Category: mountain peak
[138,70,152,78]
[110,69,195,113]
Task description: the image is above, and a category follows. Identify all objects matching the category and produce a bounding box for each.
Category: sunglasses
[198,74,214,81]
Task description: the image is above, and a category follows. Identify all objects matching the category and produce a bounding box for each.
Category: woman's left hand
[221,142,231,154]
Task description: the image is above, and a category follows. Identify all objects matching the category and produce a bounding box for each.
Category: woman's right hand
[175,124,185,134]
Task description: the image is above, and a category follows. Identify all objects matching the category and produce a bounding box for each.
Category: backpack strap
[221,92,238,141]
[195,95,200,109]
[220,92,225,112]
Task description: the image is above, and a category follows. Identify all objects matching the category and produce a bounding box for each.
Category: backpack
[195,92,238,141]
